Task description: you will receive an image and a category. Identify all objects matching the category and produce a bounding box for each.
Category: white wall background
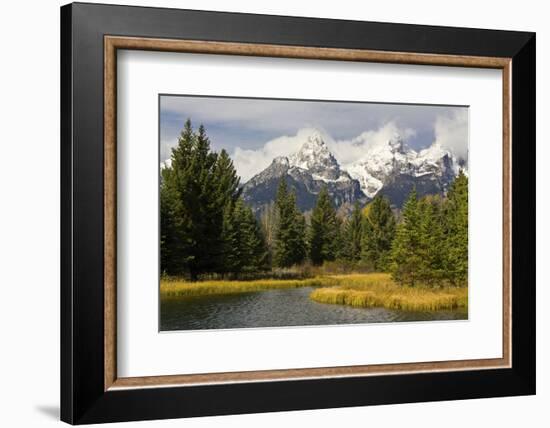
[0,0,546,426]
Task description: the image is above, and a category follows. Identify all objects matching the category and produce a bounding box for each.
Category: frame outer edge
[60,3,74,424]
[510,33,536,392]
[63,3,536,423]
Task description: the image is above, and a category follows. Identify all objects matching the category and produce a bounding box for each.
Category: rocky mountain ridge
[240,129,465,213]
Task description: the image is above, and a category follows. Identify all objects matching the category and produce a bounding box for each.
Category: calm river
[160,286,467,331]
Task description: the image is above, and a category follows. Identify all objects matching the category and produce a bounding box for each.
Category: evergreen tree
[309,187,339,265]
[212,149,242,272]
[361,195,396,270]
[187,124,222,277]
[220,198,269,275]
[340,201,364,262]
[219,200,241,274]
[159,119,241,278]
[160,119,468,285]
[259,201,278,266]
[390,188,422,286]
[160,119,196,276]
[239,200,269,272]
[443,171,468,286]
[417,195,446,285]
[273,180,307,267]
[213,149,241,207]
[160,167,194,275]
[288,192,307,265]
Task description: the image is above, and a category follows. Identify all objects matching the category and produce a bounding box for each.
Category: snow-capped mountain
[346,134,416,198]
[241,129,465,213]
[241,131,364,213]
[346,133,462,206]
[288,130,343,182]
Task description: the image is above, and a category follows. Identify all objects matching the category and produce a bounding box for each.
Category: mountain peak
[288,130,342,182]
[272,155,290,167]
[306,129,327,144]
[295,130,330,157]
[242,128,464,212]
[242,129,364,213]
[388,133,405,152]
[347,133,463,200]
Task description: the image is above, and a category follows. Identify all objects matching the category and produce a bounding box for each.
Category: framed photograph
[61,2,535,424]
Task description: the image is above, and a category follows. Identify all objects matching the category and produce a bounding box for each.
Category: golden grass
[309,273,468,312]
[160,273,467,312]
[160,276,340,299]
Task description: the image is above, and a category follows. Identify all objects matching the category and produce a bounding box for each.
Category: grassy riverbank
[160,273,467,312]
[160,276,340,299]
[310,273,467,311]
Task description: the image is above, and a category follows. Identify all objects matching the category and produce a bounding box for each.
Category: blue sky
[160,95,468,182]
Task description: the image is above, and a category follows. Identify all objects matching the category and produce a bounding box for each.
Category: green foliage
[340,201,364,262]
[220,198,269,274]
[308,187,340,265]
[259,201,278,266]
[389,173,469,287]
[361,195,396,270]
[160,119,468,288]
[390,188,423,286]
[417,195,446,285]
[273,180,307,268]
[443,171,468,285]
[160,120,267,278]
[160,167,194,275]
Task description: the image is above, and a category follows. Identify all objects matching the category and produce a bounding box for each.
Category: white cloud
[232,123,416,182]
[160,95,465,151]
[433,109,469,161]
[159,96,468,182]
[332,122,415,168]
[232,128,322,182]
[160,138,178,163]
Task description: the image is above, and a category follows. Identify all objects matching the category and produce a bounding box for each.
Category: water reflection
[160,287,467,331]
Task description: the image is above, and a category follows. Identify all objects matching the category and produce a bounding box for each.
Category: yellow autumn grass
[309,273,468,311]
[160,273,467,312]
[160,276,340,299]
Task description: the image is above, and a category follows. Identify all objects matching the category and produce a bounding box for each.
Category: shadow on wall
[35,405,59,420]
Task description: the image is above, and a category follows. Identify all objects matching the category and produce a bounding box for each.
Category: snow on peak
[346,134,461,198]
[388,133,405,152]
[272,155,290,167]
[288,129,340,178]
[305,129,328,147]
[414,142,465,177]
[289,130,332,168]
[417,141,447,162]
[245,128,464,201]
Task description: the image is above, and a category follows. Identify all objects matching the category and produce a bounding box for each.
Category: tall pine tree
[340,201,364,262]
[390,188,422,286]
[160,120,243,278]
[417,195,446,285]
[361,195,396,270]
[309,187,339,266]
[160,166,194,275]
[273,179,307,268]
[443,171,468,286]
[259,201,278,266]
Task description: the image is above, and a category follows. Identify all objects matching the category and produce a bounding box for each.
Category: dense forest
[161,120,468,287]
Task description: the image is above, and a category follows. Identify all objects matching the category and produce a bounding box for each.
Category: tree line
[161,121,468,287]
[267,171,467,287]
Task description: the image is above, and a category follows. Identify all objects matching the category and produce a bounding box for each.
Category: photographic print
[159,95,469,331]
